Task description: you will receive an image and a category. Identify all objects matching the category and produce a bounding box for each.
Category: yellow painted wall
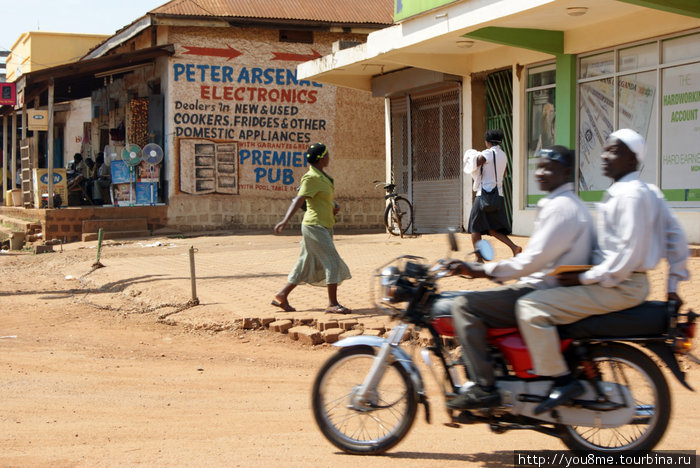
[5,31,109,82]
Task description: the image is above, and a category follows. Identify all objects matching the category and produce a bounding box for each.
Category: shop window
[577,30,700,205]
[279,30,313,44]
[619,43,658,72]
[579,52,614,79]
[525,63,556,205]
[663,32,700,63]
[661,62,700,201]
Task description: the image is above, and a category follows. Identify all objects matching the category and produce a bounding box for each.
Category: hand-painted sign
[182,45,243,60]
[170,33,336,195]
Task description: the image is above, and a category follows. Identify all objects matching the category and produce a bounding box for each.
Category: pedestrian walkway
[68,231,700,345]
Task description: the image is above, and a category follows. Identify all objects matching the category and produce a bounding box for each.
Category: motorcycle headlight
[380,266,400,302]
[380,266,415,303]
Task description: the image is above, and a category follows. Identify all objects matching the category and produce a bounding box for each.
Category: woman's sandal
[325,304,351,314]
[271,299,296,312]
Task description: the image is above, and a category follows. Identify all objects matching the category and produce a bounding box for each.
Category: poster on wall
[578,79,614,192]
[179,138,238,194]
[170,31,336,197]
[661,63,700,202]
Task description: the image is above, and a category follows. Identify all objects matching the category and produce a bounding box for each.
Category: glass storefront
[525,64,556,205]
[577,31,700,204]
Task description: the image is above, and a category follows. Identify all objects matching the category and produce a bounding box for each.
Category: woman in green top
[272,143,352,314]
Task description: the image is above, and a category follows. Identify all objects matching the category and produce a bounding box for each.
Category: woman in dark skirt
[465,129,521,261]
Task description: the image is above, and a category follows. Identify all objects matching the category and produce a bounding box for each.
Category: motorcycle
[311,234,697,455]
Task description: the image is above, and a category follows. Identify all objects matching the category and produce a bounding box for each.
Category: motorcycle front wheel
[559,343,671,453]
[312,346,418,454]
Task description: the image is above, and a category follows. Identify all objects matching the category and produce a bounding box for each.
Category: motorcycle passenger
[446,145,594,410]
[516,129,689,415]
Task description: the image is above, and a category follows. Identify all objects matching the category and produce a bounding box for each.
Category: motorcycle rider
[446,145,594,410]
[516,128,689,415]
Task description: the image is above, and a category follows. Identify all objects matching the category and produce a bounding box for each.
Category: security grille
[390,96,409,196]
[389,84,461,234]
[485,69,514,225]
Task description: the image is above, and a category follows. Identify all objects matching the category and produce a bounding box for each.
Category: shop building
[298,0,700,242]
[1,0,393,241]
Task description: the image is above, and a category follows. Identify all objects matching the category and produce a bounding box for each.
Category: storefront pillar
[2,115,7,199]
[48,79,55,208]
[11,112,17,189]
[555,54,576,149]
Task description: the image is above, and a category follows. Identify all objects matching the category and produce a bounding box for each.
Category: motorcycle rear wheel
[312,346,418,454]
[559,343,671,453]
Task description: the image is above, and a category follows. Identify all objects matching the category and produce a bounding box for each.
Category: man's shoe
[447,385,501,410]
[534,380,585,415]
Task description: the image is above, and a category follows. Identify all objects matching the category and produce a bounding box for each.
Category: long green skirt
[288,224,351,287]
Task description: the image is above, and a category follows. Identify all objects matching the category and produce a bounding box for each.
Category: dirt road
[1,240,698,466]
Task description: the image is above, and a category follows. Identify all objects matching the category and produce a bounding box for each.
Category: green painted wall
[554,54,576,149]
[394,0,459,21]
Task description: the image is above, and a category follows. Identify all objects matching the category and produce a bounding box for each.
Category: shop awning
[3,44,175,113]
[297,0,700,91]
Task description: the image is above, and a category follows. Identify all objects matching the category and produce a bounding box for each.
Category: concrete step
[82,217,148,234]
[82,230,151,242]
[0,214,35,233]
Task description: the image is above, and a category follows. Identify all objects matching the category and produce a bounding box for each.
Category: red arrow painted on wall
[182,45,243,60]
[271,49,322,62]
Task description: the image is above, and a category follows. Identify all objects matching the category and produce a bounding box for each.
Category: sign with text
[0,82,16,106]
[32,168,68,207]
[169,30,335,196]
[661,63,700,201]
[27,109,49,131]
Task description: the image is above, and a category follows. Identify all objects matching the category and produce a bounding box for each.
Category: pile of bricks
[236,314,458,347]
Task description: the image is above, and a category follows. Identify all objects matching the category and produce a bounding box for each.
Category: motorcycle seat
[558,301,669,340]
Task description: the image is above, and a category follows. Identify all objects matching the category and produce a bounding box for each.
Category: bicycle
[374,181,413,237]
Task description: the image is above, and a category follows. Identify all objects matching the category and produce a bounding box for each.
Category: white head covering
[608,128,645,162]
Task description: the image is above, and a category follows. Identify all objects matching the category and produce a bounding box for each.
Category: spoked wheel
[384,197,413,237]
[560,343,671,453]
[312,346,418,454]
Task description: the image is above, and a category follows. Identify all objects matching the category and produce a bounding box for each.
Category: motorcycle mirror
[474,239,495,261]
[447,228,459,252]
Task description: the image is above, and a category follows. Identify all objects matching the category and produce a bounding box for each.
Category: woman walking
[465,129,521,261]
[272,143,352,314]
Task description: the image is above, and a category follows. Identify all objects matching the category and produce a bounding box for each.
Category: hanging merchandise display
[129,98,149,148]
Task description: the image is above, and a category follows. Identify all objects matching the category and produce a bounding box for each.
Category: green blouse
[298,165,335,228]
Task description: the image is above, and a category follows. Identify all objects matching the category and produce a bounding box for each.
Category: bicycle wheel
[312,346,418,454]
[384,197,413,237]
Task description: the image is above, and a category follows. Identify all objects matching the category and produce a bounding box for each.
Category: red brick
[269,320,292,333]
[338,319,358,330]
[321,328,344,344]
[316,319,338,331]
[339,329,363,339]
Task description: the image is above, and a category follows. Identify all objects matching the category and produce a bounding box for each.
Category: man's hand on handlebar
[443,260,488,278]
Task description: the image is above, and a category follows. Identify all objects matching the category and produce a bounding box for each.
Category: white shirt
[463,145,507,196]
[483,183,594,288]
[580,172,689,292]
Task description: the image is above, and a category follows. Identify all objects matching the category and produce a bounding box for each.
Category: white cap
[608,128,645,162]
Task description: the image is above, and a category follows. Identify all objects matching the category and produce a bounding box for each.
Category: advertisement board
[32,169,68,207]
[0,82,16,106]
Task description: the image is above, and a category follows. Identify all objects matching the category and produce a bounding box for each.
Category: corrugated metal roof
[149,0,394,25]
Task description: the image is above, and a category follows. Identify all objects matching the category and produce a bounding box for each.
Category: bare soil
[1,241,698,467]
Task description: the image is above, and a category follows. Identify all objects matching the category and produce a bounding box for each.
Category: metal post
[92,228,105,268]
[189,246,199,305]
